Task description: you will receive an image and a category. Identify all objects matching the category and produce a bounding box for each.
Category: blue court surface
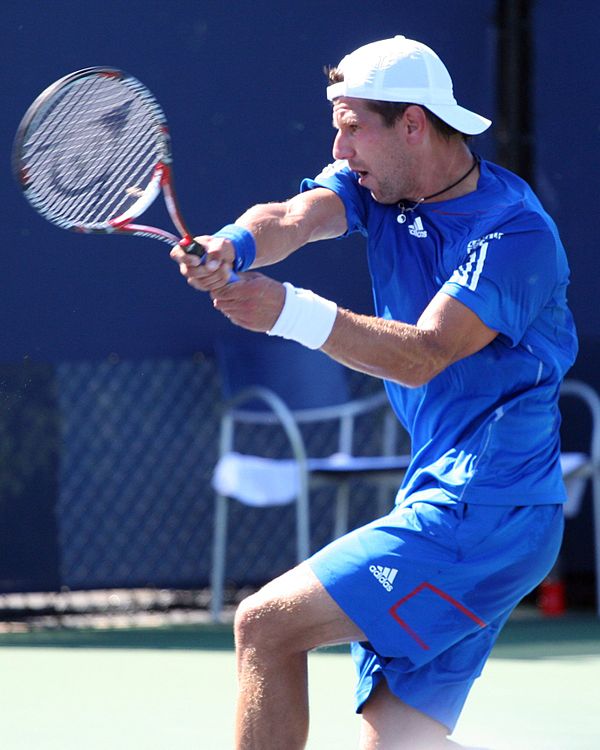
[0,611,598,749]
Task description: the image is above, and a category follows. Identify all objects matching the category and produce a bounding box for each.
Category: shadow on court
[491,612,600,658]
[0,623,236,651]
[0,610,598,657]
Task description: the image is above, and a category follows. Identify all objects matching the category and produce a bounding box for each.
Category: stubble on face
[332,98,418,205]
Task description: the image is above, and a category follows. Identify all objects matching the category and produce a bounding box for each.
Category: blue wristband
[213,224,256,272]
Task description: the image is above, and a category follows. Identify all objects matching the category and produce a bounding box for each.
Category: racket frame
[13,66,199,250]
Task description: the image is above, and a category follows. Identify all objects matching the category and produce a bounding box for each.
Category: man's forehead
[332,97,371,122]
[332,96,369,112]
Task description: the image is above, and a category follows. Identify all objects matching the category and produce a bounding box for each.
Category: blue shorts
[308,492,564,731]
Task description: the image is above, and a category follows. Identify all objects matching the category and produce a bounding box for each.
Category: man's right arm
[171,187,347,290]
[236,187,348,266]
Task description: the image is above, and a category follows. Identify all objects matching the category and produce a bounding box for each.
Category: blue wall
[533,1,600,360]
[533,1,600,581]
[1,0,599,595]
[1,0,496,362]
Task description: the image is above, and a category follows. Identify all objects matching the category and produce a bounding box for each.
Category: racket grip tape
[179,237,239,283]
[180,238,206,258]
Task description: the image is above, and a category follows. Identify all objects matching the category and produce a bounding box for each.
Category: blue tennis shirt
[301,158,578,506]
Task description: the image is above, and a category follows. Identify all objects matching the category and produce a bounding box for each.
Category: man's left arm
[322,291,497,387]
[211,275,497,387]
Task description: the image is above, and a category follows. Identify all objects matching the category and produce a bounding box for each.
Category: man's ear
[401,105,428,143]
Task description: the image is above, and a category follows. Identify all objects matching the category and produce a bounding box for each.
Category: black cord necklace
[396,153,480,224]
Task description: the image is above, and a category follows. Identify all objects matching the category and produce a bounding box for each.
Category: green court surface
[0,613,598,749]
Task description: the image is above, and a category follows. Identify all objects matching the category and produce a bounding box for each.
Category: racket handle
[180,238,239,283]
[181,238,206,258]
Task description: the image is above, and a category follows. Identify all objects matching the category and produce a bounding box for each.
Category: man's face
[331,97,416,204]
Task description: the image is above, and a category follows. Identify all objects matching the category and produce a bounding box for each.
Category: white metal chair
[558,379,600,615]
[209,336,410,621]
[210,340,600,621]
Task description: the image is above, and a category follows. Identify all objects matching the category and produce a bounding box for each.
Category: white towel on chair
[213,450,590,513]
[212,452,300,506]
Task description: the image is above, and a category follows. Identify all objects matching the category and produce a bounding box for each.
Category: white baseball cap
[326,35,491,135]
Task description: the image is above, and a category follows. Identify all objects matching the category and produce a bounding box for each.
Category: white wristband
[267,282,338,350]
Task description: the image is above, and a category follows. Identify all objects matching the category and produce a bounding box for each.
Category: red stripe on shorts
[389,581,487,651]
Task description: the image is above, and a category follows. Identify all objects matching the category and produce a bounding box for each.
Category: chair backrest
[214,332,350,411]
[560,379,600,460]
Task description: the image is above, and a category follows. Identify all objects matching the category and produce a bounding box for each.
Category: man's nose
[332,131,354,160]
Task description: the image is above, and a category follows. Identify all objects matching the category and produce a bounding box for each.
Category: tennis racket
[12,66,218,262]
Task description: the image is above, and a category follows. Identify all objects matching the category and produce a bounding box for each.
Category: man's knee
[234,588,296,656]
[234,563,363,658]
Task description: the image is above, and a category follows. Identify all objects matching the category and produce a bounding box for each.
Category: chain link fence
[0,354,409,624]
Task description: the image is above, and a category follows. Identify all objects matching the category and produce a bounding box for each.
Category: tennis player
[172,36,578,750]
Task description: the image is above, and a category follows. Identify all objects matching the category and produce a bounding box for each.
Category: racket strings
[22,89,93,217]
[25,79,125,209]
[51,83,157,222]
[80,84,159,216]
[20,74,167,229]
[81,112,160,226]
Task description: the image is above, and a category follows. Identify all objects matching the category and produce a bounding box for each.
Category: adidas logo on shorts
[369,564,398,592]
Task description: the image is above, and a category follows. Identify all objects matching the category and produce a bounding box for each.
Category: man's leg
[234,561,364,750]
[359,680,486,750]
[234,561,467,750]
[360,680,447,749]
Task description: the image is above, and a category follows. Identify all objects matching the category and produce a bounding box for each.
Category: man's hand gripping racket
[12,66,237,283]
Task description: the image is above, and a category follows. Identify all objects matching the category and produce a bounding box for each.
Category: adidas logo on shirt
[369,564,398,592]
[408,216,428,238]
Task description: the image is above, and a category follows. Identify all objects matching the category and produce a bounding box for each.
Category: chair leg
[211,493,229,622]
[296,484,310,562]
[333,482,350,540]
[593,475,600,618]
